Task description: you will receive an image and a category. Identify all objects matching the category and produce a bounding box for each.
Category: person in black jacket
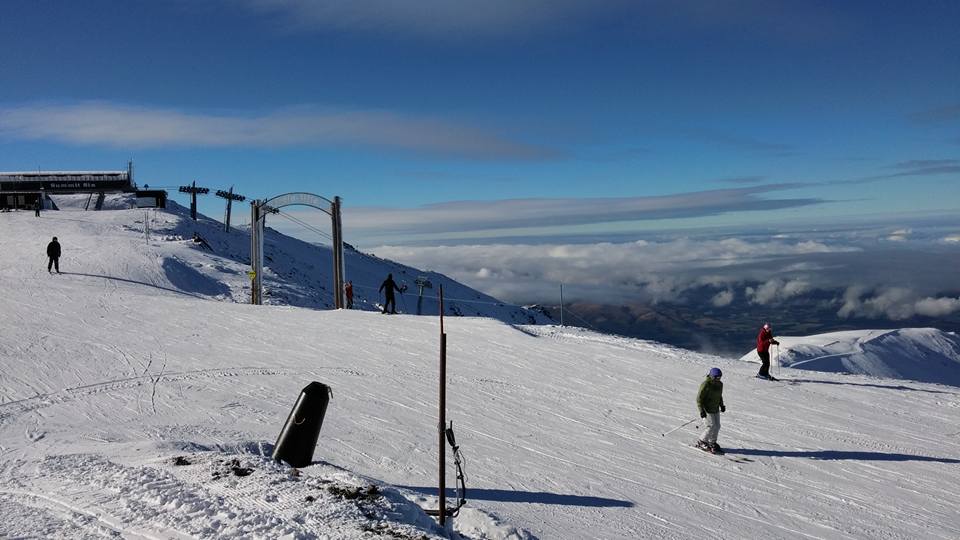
[379,273,403,314]
[46,236,61,273]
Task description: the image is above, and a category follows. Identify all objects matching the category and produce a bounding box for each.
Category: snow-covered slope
[26,196,550,324]
[739,328,960,386]
[2,206,960,539]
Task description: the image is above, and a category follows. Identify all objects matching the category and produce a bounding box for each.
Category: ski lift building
[0,162,163,210]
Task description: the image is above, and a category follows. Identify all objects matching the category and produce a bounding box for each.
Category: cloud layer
[233,0,616,38]
[369,236,856,305]
[342,184,826,239]
[368,222,960,321]
[0,102,553,159]
[229,0,844,42]
[853,159,960,183]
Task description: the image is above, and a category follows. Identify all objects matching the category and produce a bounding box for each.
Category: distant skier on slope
[379,273,402,314]
[344,280,354,309]
[696,367,726,454]
[756,323,780,380]
[34,198,41,217]
[46,236,61,274]
[192,232,213,251]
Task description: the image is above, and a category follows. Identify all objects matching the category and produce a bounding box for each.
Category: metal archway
[249,193,344,308]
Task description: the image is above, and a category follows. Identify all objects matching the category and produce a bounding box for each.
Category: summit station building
[0,162,166,210]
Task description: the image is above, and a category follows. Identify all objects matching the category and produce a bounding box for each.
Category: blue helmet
[709,367,722,379]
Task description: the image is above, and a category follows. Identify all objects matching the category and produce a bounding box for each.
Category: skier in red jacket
[344,280,354,309]
[756,323,780,380]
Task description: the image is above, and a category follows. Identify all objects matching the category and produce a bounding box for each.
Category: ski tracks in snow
[0,367,291,424]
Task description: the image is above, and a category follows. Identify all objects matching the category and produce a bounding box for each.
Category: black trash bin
[272,381,331,468]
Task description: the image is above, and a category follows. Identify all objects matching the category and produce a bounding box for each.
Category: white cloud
[838,287,960,320]
[837,285,869,319]
[0,102,553,159]
[914,296,960,317]
[711,289,735,307]
[780,262,830,272]
[475,267,494,279]
[942,234,960,243]
[885,228,912,242]
[861,288,917,320]
[745,278,810,305]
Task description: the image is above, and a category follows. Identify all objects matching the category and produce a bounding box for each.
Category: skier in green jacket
[696,367,726,454]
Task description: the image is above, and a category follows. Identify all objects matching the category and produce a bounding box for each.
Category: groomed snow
[2,204,960,539]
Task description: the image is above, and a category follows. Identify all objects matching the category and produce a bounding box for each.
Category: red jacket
[757,327,776,353]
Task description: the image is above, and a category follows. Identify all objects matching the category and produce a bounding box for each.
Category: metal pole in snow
[331,196,345,309]
[776,344,781,378]
[417,284,424,315]
[438,284,447,526]
[250,200,262,305]
[250,201,256,304]
[560,283,564,326]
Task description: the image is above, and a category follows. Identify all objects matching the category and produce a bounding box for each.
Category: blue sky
[1,1,959,314]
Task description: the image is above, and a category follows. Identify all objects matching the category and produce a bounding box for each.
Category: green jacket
[697,377,724,414]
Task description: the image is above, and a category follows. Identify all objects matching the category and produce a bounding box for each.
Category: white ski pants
[700,412,720,444]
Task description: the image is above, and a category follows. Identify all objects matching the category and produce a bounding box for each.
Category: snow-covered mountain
[2,203,960,539]
[39,195,551,324]
[739,328,960,386]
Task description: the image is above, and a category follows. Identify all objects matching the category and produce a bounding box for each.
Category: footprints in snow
[10,449,446,540]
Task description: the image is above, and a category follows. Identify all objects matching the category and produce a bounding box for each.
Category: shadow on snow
[727,448,959,463]
[787,378,958,394]
[397,485,634,508]
[59,272,206,299]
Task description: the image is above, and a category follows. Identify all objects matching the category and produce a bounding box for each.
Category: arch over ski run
[250,192,344,308]
[262,192,336,215]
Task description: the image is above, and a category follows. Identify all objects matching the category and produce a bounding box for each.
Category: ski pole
[662,417,699,437]
[776,344,781,378]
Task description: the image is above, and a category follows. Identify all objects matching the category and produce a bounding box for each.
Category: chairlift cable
[273,209,334,242]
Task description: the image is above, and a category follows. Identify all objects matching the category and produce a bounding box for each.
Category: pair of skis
[693,441,754,463]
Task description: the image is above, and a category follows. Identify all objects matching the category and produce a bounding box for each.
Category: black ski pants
[48,257,59,273]
[382,294,396,314]
[757,350,771,377]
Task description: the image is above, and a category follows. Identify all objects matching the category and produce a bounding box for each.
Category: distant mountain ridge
[738,327,960,386]
[549,296,960,358]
